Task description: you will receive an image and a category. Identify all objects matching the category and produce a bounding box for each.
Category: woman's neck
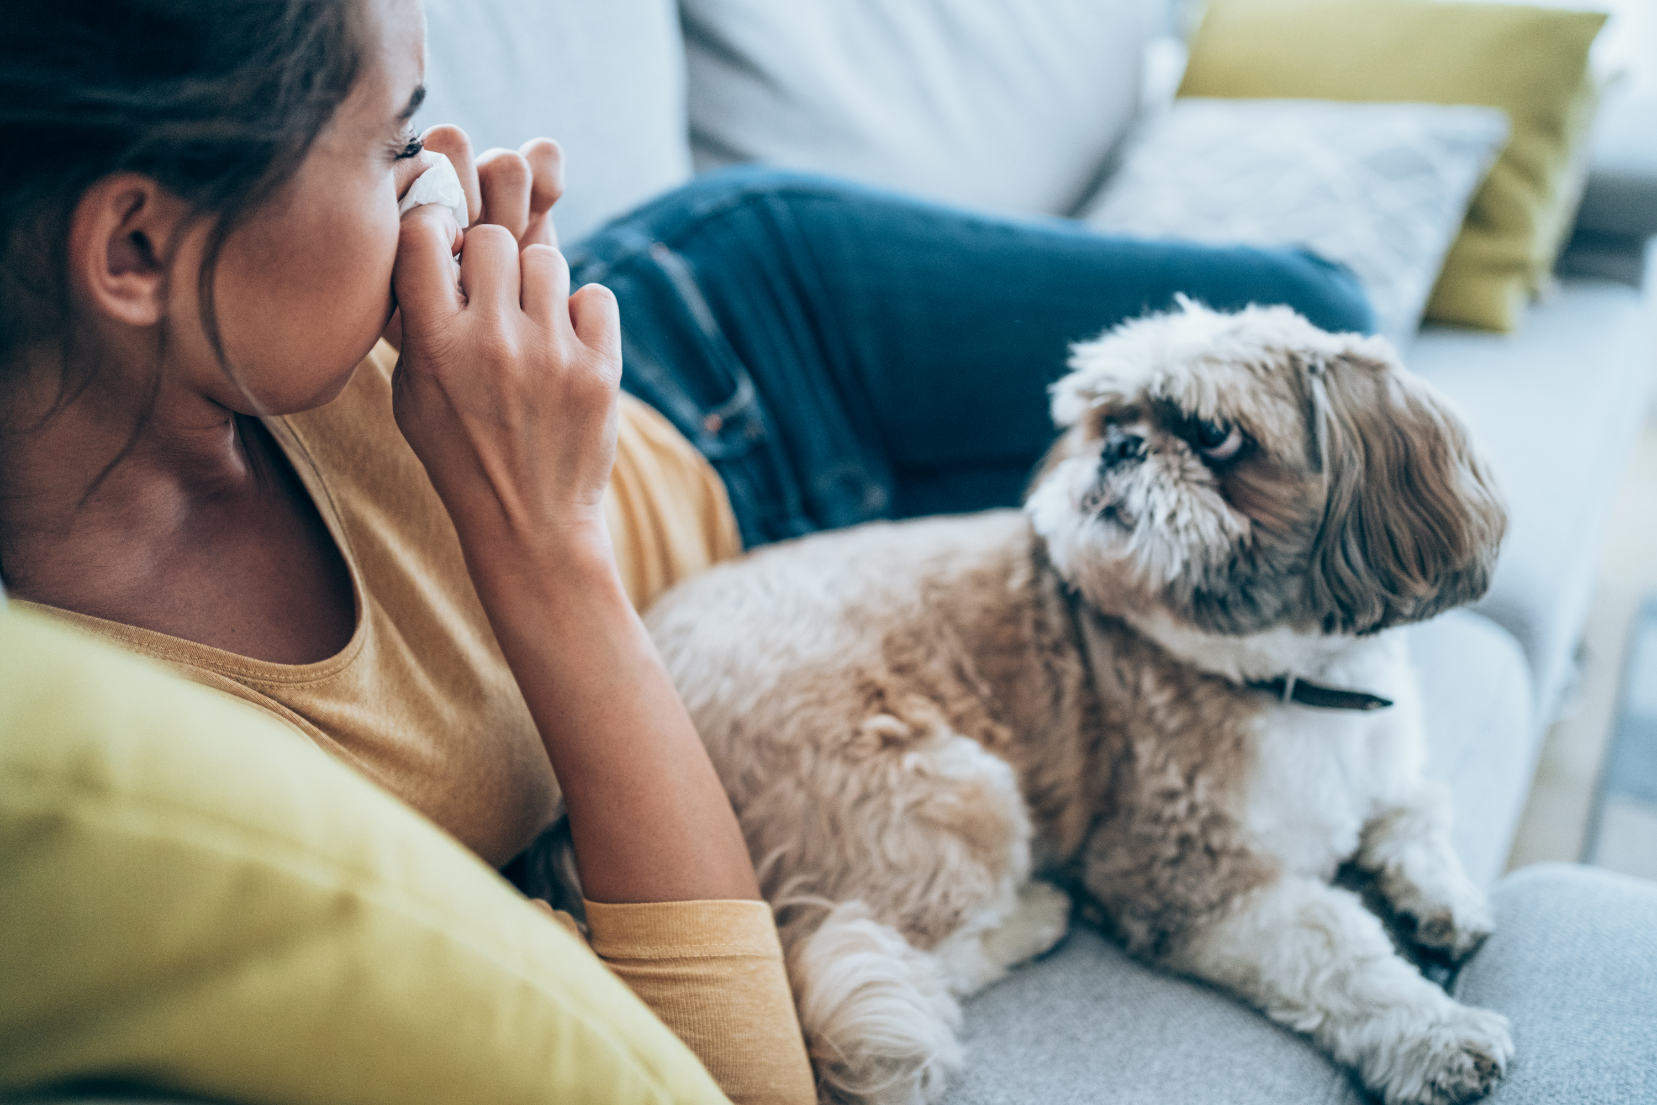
[0,352,356,663]
[1,355,254,597]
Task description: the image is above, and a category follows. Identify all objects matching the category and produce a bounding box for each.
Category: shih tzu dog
[645,299,1512,1105]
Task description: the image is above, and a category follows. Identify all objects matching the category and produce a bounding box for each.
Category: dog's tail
[783,900,963,1105]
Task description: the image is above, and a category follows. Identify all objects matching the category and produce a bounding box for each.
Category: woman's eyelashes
[391,132,424,161]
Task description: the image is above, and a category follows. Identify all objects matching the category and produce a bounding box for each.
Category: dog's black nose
[1100,429,1146,469]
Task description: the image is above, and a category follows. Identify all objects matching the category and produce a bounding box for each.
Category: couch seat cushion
[946,923,1363,1105]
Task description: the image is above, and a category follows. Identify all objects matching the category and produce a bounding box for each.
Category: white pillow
[420,0,694,244]
[1079,98,1510,347]
[682,0,1159,218]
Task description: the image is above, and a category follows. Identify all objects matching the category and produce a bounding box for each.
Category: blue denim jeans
[567,166,1374,548]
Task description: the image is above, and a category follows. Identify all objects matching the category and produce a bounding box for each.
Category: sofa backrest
[681,0,1162,218]
[417,0,1164,237]
[419,0,694,244]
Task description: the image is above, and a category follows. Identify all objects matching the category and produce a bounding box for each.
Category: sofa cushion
[418,0,694,244]
[1080,97,1508,346]
[949,864,1655,1105]
[1407,270,1657,725]
[1179,0,1605,334]
[1455,864,1657,1104]
[946,923,1364,1105]
[0,608,726,1105]
[682,0,1156,218]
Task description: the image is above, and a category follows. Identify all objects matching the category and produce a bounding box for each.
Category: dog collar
[1246,674,1394,711]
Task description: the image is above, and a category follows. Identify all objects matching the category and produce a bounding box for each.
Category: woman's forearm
[466,529,760,904]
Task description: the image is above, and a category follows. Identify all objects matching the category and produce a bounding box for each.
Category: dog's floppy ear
[1307,350,1506,634]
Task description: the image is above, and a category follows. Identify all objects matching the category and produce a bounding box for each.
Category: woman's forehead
[357,0,427,120]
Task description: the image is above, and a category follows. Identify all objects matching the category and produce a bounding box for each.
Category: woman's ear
[67,173,189,328]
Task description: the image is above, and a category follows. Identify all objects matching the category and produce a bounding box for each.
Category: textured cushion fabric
[1080,98,1508,346]
[947,864,1657,1105]
[946,923,1364,1105]
[1456,864,1657,1104]
[682,0,1155,218]
[1408,273,1657,724]
[1179,0,1605,333]
[1405,611,1535,888]
[418,0,694,245]
[0,608,728,1105]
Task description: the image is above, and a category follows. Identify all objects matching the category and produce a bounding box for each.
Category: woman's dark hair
[0,0,366,394]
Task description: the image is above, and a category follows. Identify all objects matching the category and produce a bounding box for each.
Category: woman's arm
[387,143,758,906]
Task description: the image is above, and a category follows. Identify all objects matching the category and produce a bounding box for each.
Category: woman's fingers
[520,138,565,251]
[421,124,482,225]
[457,223,521,315]
[475,148,532,240]
[569,282,620,360]
[520,243,572,327]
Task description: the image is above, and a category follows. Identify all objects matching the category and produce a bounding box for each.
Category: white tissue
[398,153,469,228]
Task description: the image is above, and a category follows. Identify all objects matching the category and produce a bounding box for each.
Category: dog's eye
[1194,420,1243,461]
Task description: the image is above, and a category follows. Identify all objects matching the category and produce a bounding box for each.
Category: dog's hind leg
[1357,783,1494,962]
[1170,875,1512,1105]
[762,717,1056,1103]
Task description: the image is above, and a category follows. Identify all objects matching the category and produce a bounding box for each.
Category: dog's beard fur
[645,298,1516,1105]
[1028,296,1505,639]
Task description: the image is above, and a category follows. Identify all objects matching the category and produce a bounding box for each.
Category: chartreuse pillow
[1179,0,1605,332]
[0,607,728,1105]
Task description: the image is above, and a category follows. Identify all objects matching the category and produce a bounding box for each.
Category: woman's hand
[387,133,760,907]
[381,128,565,350]
[390,199,619,569]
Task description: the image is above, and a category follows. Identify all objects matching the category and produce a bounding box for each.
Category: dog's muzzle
[1099,429,1146,472]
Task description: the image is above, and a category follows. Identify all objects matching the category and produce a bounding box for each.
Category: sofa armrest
[1574,89,1657,241]
[1557,90,1657,287]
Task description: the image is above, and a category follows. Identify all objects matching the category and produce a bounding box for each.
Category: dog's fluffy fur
[645,300,1512,1105]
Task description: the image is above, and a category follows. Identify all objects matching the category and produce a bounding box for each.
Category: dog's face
[1025,299,1506,637]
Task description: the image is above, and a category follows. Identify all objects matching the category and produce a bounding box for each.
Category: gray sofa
[17,1,1656,1103]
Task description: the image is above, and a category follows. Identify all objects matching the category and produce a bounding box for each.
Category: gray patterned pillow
[1080,98,1509,347]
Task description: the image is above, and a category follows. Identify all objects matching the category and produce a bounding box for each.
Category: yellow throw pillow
[1179,0,1605,332]
[0,607,729,1105]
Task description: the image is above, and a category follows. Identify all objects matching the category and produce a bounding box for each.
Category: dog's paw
[1382,867,1495,964]
[1394,880,1494,963]
[1407,902,1494,963]
[1374,1004,1513,1105]
[981,880,1072,968]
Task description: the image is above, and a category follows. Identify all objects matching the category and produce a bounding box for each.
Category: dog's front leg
[1357,782,1494,962]
[1170,876,1511,1105]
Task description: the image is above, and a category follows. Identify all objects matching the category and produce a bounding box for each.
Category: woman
[0,0,1369,1100]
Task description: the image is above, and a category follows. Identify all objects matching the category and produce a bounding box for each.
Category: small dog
[646,299,1513,1105]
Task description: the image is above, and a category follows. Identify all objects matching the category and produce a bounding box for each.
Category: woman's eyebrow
[395,86,426,124]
